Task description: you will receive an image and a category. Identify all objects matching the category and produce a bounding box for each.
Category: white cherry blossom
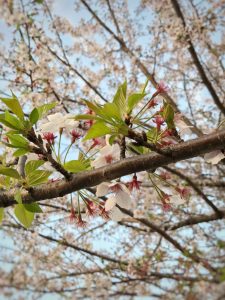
[174,113,193,135]
[91,144,120,168]
[39,113,79,133]
[109,207,126,222]
[170,195,186,205]
[204,151,225,165]
[96,182,132,211]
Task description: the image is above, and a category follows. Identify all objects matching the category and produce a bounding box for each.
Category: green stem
[58,130,62,162]
[64,142,73,164]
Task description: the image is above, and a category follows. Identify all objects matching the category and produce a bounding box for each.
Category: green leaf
[5,111,23,129]
[0,111,22,130]
[36,102,57,119]
[83,99,101,114]
[100,103,121,121]
[25,160,45,176]
[74,114,101,121]
[7,134,29,149]
[26,170,52,186]
[64,160,88,173]
[128,143,145,155]
[219,267,225,282]
[23,203,43,213]
[121,80,127,98]
[127,93,146,113]
[0,94,24,119]
[13,148,29,157]
[146,128,158,141]
[29,108,39,125]
[0,114,17,129]
[113,83,127,118]
[141,78,149,94]
[83,121,112,141]
[0,167,21,179]
[14,190,22,204]
[14,204,34,228]
[0,175,11,188]
[108,134,117,145]
[0,208,4,224]
[162,103,175,129]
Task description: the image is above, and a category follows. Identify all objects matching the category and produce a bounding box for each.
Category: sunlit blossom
[40,113,79,133]
[91,144,120,168]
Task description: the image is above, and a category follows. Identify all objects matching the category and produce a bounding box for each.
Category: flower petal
[105,195,117,211]
[96,182,110,197]
[109,207,125,222]
[170,195,185,205]
[115,191,131,209]
[48,113,63,122]
[91,157,106,168]
[204,151,225,165]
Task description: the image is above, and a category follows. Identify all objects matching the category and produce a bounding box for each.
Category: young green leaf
[0,167,21,179]
[74,114,100,121]
[127,93,146,114]
[83,121,112,140]
[26,170,52,186]
[163,104,175,129]
[100,103,121,121]
[14,190,22,204]
[7,134,29,149]
[83,99,101,114]
[23,203,43,213]
[36,102,57,119]
[113,81,127,118]
[29,108,39,125]
[14,204,35,228]
[64,160,89,173]
[0,94,24,119]
[5,111,23,130]
[13,148,29,157]
[0,113,21,130]
[25,160,45,176]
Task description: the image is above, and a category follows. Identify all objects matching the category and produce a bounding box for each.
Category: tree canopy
[0,0,224,299]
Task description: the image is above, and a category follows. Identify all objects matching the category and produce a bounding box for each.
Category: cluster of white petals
[91,144,120,168]
[39,113,79,133]
[96,182,131,222]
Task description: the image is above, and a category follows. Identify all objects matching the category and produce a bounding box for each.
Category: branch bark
[0,129,224,207]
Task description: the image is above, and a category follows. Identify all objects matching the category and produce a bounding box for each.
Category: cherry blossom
[153,115,165,131]
[40,113,79,133]
[70,129,82,143]
[91,144,120,168]
[128,174,142,191]
[147,98,158,109]
[174,113,193,135]
[96,182,132,211]
[42,132,56,145]
[204,150,225,165]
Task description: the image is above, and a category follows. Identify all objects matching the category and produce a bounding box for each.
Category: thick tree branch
[0,129,224,208]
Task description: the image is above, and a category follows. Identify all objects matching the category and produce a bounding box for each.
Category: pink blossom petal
[105,195,117,211]
[109,207,125,222]
[204,151,225,165]
[115,191,131,209]
[96,182,110,197]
